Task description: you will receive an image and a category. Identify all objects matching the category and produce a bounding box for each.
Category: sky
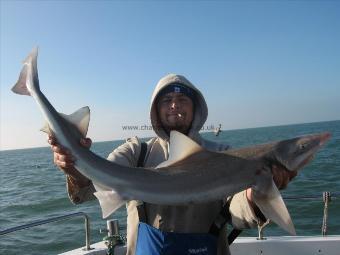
[1,0,339,150]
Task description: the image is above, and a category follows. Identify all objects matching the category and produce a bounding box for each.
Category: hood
[150,74,208,141]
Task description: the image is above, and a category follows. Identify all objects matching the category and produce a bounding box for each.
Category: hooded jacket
[66,74,261,255]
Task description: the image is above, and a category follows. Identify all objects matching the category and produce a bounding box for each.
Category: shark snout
[319,132,331,146]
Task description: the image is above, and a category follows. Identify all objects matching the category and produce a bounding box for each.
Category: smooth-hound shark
[11,48,330,235]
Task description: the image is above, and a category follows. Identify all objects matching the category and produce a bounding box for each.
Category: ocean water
[0,120,339,254]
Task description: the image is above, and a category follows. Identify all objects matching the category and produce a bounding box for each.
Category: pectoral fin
[253,180,296,235]
[94,191,126,219]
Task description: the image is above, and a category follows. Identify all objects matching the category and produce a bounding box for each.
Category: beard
[163,120,192,136]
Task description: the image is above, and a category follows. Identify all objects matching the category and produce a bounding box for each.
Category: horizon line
[1,119,338,152]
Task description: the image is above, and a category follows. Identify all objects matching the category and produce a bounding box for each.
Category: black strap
[137,142,147,167]
[136,142,148,223]
[137,204,147,223]
[209,198,232,236]
[228,229,242,245]
[209,197,244,245]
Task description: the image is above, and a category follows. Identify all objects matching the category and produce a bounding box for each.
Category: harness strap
[137,204,147,223]
[137,141,148,167]
[228,229,243,245]
[137,142,148,223]
[209,197,245,245]
[209,198,232,237]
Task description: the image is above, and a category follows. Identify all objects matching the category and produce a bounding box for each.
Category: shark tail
[11,64,31,96]
[12,47,39,96]
[253,181,296,235]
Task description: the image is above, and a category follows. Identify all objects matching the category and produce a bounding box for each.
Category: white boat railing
[0,211,92,251]
[1,192,339,254]
[283,191,340,236]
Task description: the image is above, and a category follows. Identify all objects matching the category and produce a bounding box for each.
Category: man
[49,74,296,255]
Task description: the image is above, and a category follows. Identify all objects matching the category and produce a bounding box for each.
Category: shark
[11,48,330,236]
[225,132,330,234]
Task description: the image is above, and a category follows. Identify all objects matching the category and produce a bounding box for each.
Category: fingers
[47,134,91,172]
[47,135,56,146]
[48,135,74,170]
[271,164,294,190]
[54,152,75,170]
[47,135,91,187]
[48,135,91,151]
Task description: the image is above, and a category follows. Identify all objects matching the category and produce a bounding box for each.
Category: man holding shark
[48,73,297,255]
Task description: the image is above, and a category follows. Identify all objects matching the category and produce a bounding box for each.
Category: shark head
[273,132,331,172]
[252,132,331,235]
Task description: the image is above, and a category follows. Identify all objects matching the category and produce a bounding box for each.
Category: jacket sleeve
[228,190,266,229]
[66,175,96,204]
[66,137,142,204]
[107,136,142,166]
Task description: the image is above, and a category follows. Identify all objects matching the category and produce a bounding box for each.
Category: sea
[1,120,339,255]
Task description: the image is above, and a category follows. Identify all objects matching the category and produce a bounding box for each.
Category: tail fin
[11,47,39,96]
[11,64,31,96]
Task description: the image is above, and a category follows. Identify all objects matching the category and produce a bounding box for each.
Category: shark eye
[300,143,306,150]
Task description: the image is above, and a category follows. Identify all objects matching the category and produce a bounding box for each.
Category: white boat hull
[59,235,340,255]
[230,235,340,255]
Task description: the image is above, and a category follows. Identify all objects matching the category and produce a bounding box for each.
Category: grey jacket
[66,74,261,255]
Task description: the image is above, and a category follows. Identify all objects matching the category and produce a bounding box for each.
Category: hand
[48,135,92,186]
[246,164,297,207]
[271,164,297,190]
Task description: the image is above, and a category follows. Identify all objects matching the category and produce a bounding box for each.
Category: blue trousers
[135,222,217,255]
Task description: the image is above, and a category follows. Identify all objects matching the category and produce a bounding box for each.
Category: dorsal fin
[156,130,204,168]
[61,106,90,137]
[40,106,90,137]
